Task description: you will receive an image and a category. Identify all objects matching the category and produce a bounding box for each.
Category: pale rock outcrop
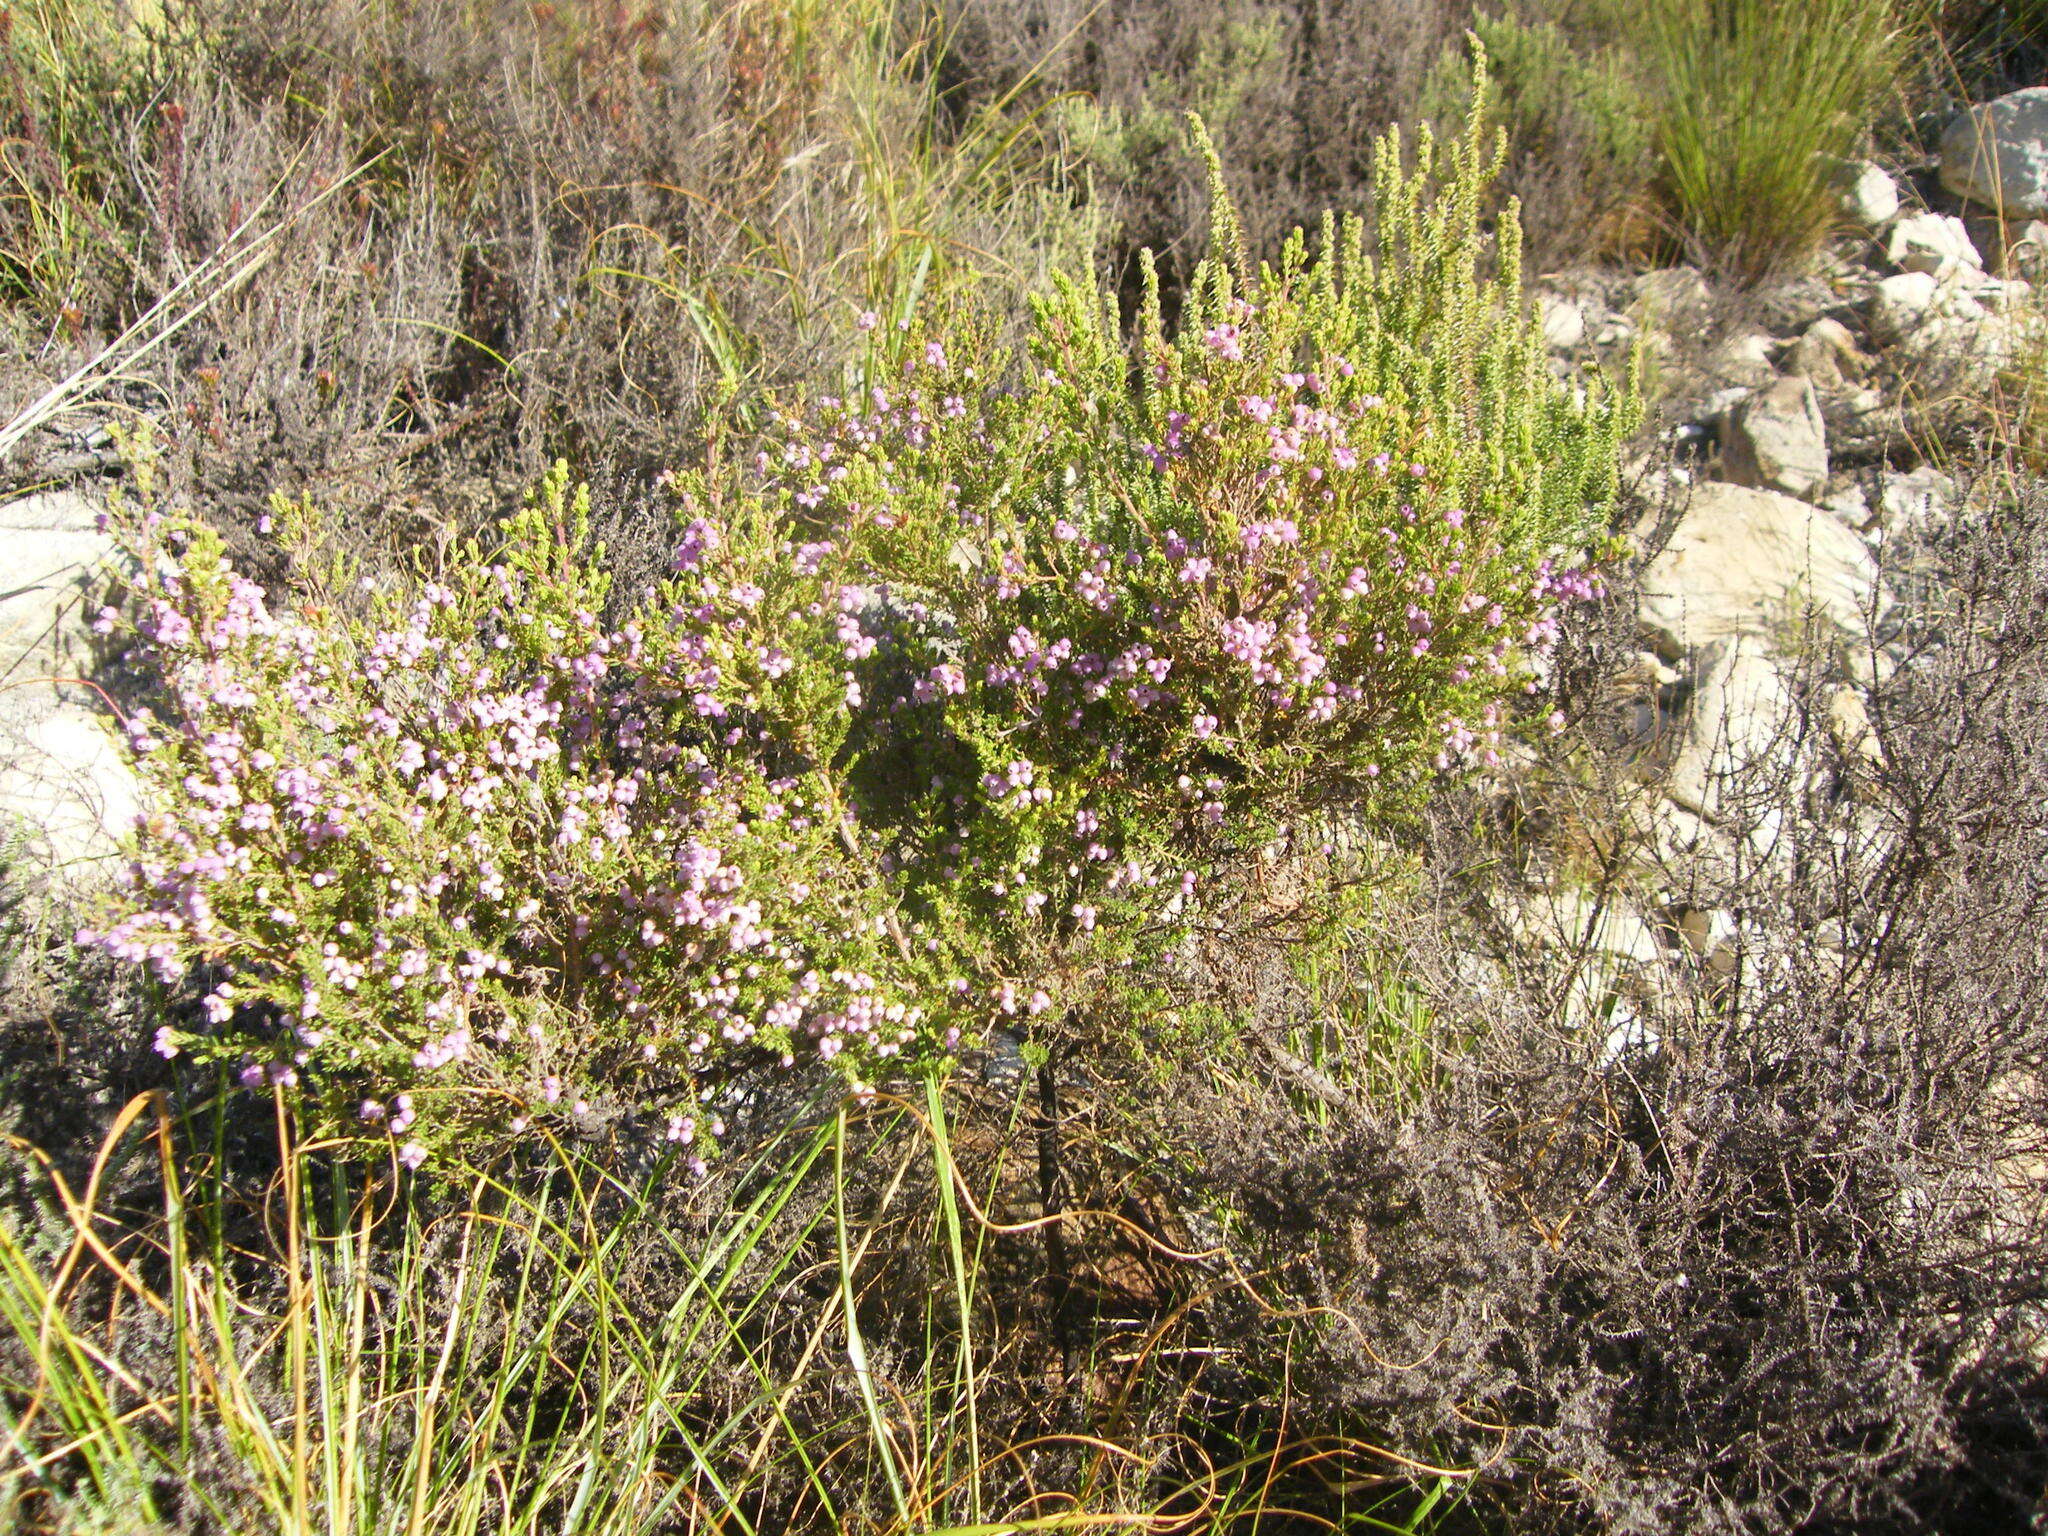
[0,491,140,889]
[1636,483,1884,657]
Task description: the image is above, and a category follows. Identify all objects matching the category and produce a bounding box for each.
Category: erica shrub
[769,91,1637,1000]
[83,466,949,1167]
[82,69,1634,1167]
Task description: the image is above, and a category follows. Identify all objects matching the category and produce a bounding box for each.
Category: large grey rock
[1665,637,1803,823]
[1721,374,1829,501]
[1942,89,2048,218]
[1636,482,1886,656]
[0,491,140,887]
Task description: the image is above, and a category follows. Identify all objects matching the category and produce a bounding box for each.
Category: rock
[1537,293,1585,351]
[1721,374,1829,501]
[0,491,140,890]
[1673,905,1740,977]
[1825,684,1884,767]
[1508,886,1665,967]
[1941,89,2048,218]
[1783,317,1871,389]
[1632,266,1713,318]
[1665,637,1803,823]
[1875,465,1957,531]
[1839,161,1901,229]
[1885,211,1982,278]
[1636,482,1886,657]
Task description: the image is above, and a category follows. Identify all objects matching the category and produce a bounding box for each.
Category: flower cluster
[84,470,950,1167]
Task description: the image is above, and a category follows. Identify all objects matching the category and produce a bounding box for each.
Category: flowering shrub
[84,71,1634,1165]
[759,89,1636,1001]
[84,469,948,1167]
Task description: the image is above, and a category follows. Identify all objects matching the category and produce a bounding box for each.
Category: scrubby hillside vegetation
[4,1,2048,1532]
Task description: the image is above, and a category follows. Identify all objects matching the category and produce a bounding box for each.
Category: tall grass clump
[73,58,1632,1166]
[1640,0,1909,278]
[0,1083,1231,1534]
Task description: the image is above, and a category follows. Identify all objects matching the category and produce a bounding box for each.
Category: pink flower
[1204,324,1243,362]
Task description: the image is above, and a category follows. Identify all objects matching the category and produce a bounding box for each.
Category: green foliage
[1422,9,1653,222]
[1640,0,1909,277]
[1049,13,1292,192]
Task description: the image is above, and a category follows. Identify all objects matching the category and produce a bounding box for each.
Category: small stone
[1839,161,1901,229]
[1885,211,1982,278]
[1721,374,1829,501]
[1941,89,2048,218]
[1783,317,1870,389]
[1537,293,1585,351]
